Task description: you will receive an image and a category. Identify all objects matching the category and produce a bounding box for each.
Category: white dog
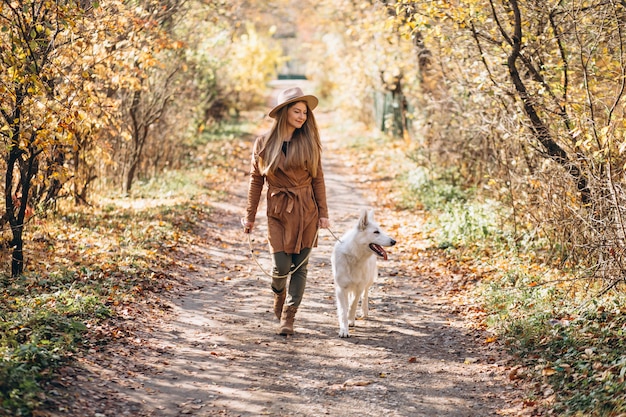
[331,209,396,338]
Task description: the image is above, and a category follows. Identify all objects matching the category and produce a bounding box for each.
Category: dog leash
[325,227,343,243]
[245,227,342,279]
[246,230,317,279]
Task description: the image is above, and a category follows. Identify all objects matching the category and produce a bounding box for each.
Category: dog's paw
[348,319,355,327]
[338,328,350,338]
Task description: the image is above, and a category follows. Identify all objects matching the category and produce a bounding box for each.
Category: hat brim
[268,95,318,118]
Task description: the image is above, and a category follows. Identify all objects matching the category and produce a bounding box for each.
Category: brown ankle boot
[273,290,286,320]
[278,305,298,335]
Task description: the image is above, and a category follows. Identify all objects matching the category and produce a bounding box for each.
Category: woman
[243,87,330,336]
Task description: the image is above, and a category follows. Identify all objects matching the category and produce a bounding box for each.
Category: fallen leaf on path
[343,378,372,387]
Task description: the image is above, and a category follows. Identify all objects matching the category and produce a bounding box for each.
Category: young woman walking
[243,87,330,336]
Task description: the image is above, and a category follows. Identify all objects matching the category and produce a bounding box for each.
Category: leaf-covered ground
[30,83,537,417]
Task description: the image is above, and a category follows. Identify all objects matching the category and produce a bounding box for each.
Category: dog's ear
[358,208,369,230]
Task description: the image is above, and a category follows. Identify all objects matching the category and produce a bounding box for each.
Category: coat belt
[269,184,310,214]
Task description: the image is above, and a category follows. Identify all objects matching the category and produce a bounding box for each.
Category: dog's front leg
[335,286,350,338]
[348,291,360,327]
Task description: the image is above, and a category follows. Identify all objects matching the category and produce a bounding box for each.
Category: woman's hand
[241,218,254,234]
[319,217,330,229]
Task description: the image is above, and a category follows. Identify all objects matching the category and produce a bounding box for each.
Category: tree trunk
[506,0,590,204]
[5,89,25,277]
[6,146,28,277]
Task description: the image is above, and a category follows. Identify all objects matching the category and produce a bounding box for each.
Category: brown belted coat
[245,135,329,254]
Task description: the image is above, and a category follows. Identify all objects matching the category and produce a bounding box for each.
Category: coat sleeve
[312,162,329,219]
[245,137,265,224]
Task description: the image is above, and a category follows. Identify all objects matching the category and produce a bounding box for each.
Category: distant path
[60,82,526,417]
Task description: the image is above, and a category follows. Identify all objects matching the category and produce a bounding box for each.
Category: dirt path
[43,85,530,417]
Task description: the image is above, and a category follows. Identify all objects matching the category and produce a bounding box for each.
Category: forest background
[2,0,626,415]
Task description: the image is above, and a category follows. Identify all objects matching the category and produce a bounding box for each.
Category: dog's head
[357,209,396,260]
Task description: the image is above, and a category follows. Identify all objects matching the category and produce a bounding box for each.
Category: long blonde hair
[258,101,322,177]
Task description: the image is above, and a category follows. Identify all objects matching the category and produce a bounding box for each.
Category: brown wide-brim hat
[268,87,318,119]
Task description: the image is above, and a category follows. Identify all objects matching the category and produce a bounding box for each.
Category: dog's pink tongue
[370,244,388,260]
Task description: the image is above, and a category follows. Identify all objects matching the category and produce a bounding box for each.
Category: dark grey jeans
[271,248,311,308]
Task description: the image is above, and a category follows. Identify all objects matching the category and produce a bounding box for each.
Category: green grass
[196,121,254,145]
[397,166,510,251]
[131,170,209,199]
[0,276,109,415]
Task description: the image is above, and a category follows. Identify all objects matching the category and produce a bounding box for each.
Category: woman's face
[286,101,308,130]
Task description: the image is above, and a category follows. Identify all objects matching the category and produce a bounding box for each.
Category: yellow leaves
[6,66,19,81]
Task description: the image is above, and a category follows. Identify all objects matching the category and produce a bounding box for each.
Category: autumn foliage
[298,0,626,284]
[2,0,626,415]
[0,0,284,277]
[383,1,626,283]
